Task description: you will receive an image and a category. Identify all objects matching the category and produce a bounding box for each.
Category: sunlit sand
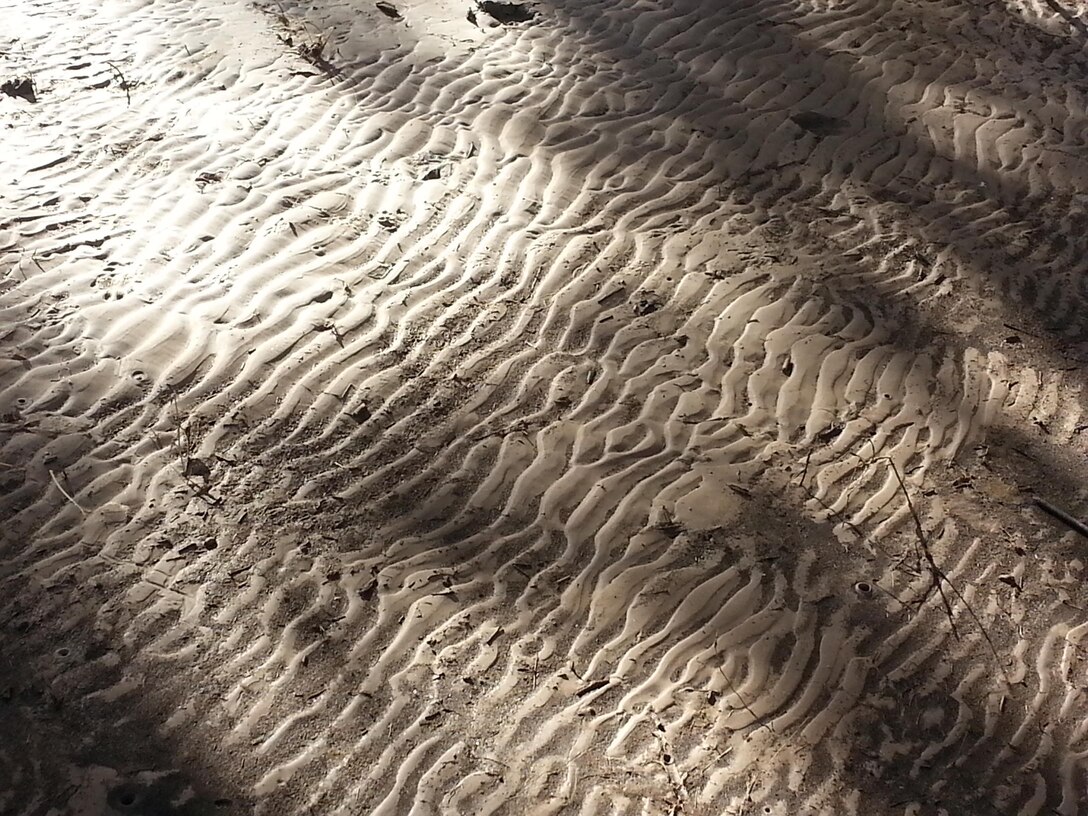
[3,0,1088,813]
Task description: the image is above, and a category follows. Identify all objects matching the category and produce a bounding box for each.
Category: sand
[3,0,1088,813]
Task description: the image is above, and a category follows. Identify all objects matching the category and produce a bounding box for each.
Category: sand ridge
[3,0,1088,813]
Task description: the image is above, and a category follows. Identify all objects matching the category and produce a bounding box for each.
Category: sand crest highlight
[3,0,1088,813]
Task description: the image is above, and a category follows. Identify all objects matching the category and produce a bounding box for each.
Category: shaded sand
[4,0,1088,812]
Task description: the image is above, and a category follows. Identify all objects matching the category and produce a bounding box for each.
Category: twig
[1032,497,1088,539]
[171,392,193,473]
[798,447,812,488]
[1041,0,1088,39]
[796,477,886,557]
[104,61,131,106]
[886,460,961,638]
[649,713,691,815]
[1002,322,1039,339]
[717,665,771,733]
[790,442,1009,680]
[267,0,335,71]
[879,457,1009,684]
[49,470,87,516]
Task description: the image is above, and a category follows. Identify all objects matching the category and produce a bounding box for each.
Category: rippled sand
[4,0,1088,813]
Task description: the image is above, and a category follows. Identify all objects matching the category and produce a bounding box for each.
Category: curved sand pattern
[4,0,1088,813]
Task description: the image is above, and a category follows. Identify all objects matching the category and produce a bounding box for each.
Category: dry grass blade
[168,393,222,507]
[49,469,87,516]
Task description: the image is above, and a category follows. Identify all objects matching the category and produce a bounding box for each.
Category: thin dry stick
[104,61,131,105]
[1041,0,1088,39]
[649,715,691,816]
[789,437,1008,681]
[878,457,1009,684]
[799,481,874,548]
[717,664,772,733]
[793,423,899,561]
[794,462,897,561]
[798,447,813,488]
[171,392,192,472]
[49,470,87,516]
[1032,497,1088,539]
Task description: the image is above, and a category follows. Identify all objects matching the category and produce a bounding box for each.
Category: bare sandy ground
[4,0,1088,813]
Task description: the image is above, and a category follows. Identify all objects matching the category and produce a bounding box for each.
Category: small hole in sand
[854,581,873,596]
[56,647,71,657]
[117,791,137,807]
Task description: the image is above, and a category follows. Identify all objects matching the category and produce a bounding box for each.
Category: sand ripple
[3,0,1088,812]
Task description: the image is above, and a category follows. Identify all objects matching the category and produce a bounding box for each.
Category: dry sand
[4,0,1088,813]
